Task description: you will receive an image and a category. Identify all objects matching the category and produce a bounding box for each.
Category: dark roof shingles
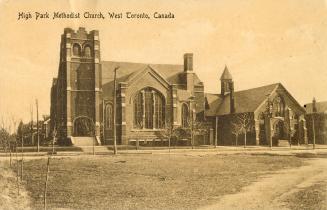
[205,83,279,116]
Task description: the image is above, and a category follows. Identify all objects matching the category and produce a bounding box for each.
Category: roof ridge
[234,83,280,93]
[102,60,182,66]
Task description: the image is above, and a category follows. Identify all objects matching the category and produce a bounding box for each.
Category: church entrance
[272,120,286,145]
[73,117,95,136]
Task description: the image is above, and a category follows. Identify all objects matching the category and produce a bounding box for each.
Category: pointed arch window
[273,96,285,117]
[84,45,92,57]
[72,43,81,56]
[133,88,165,129]
[181,103,189,128]
[105,103,113,129]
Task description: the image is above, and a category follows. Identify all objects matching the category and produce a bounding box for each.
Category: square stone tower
[57,27,102,143]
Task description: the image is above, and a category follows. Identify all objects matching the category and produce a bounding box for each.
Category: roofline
[253,83,279,114]
[279,83,306,113]
[253,83,306,114]
[304,100,327,106]
[148,65,171,86]
[126,65,171,88]
[101,60,183,67]
[234,83,280,94]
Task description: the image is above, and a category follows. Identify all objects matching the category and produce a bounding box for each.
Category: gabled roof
[101,61,203,85]
[205,83,279,116]
[304,101,327,114]
[205,93,223,116]
[101,60,203,99]
[220,65,233,80]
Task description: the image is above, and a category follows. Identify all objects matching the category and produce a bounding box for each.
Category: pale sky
[1,0,327,127]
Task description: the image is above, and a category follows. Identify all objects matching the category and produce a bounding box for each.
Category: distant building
[205,67,307,146]
[304,99,327,144]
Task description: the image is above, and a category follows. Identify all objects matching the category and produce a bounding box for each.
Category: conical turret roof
[220,65,233,80]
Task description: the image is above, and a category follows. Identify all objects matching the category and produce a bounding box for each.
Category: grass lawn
[21,153,304,210]
[284,181,327,210]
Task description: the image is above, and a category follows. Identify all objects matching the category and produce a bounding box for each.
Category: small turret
[220,65,233,96]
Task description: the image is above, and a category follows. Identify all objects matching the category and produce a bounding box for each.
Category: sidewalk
[0,144,326,157]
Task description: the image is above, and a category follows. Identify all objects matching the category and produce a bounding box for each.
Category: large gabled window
[133,88,165,129]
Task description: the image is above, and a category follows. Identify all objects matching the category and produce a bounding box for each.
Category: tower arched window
[84,45,92,57]
[133,88,165,129]
[181,103,189,128]
[72,43,81,56]
[105,103,113,129]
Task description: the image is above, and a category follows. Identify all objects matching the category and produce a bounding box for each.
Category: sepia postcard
[0,0,326,209]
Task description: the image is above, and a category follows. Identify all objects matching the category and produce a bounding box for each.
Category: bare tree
[158,120,174,153]
[230,120,242,146]
[192,120,209,146]
[11,116,21,195]
[158,118,185,152]
[179,119,209,148]
[231,113,253,148]
[0,117,9,153]
[8,124,12,167]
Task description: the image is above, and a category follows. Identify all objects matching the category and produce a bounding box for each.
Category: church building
[205,66,307,146]
[50,27,308,146]
[50,27,206,146]
[304,99,327,144]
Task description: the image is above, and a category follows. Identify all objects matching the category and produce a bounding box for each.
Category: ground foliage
[20,154,304,210]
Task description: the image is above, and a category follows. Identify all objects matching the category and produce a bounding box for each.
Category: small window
[105,103,113,129]
[73,44,81,56]
[84,45,92,57]
[181,103,189,128]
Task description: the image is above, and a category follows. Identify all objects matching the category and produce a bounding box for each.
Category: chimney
[230,81,235,114]
[312,97,317,113]
[183,53,194,93]
[184,53,193,72]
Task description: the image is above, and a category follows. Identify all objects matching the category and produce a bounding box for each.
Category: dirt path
[200,158,327,210]
[0,158,31,210]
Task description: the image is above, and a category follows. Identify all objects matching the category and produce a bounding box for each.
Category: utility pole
[113,66,119,155]
[21,134,24,181]
[36,99,40,152]
[312,114,316,150]
[189,95,195,149]
[191,110,194,149]
[30,104,33,145]
[265,94,273,150]
[215,117,218,148]
[52,127,56,155]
